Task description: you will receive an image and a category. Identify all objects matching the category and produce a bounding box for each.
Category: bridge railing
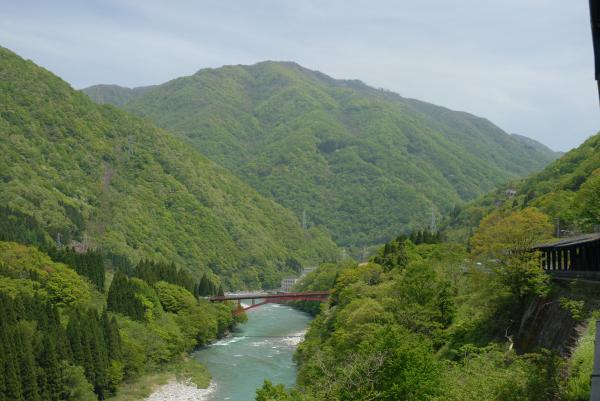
[209,290,330,302]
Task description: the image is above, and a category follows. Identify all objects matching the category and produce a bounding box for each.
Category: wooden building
[533,233,600,273]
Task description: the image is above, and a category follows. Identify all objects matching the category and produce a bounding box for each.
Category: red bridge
[209,291,330,315]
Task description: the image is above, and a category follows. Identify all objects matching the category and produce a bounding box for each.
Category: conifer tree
[198,274,210,297]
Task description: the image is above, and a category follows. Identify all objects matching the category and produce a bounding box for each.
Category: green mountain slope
[0,47,338,287]
[446,132,600,239]
[84,84,155,106]
[84,61,558,247]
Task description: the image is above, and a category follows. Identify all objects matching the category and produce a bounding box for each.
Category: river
[191,303,312,401]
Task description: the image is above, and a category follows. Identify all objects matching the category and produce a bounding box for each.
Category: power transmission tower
[302,208,307,231]
[56,233,62,248]
[429,206,437,233]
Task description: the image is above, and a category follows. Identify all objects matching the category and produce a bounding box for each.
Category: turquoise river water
[192,303,312,401]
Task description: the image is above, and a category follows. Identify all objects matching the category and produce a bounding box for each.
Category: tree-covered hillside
[83,84,155,107]
[257,210,595,401]
[446,132,600,240]
[84,61,558,248]
[0,237,243,401]
[0,47,338,288]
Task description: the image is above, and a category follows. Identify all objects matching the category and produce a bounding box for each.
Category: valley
[0,29,598,401]
[84,63,559,249]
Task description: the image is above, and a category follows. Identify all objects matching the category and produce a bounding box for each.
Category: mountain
[83,61,558,248]
[0,47,338,288]
[510,133,561,159]
[446,132,600,239]
[84,84,156,106]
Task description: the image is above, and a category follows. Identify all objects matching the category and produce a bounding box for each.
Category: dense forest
[0,207,244,401]
[1,41,597,401]
[254,130,600,400]
[83,62,558,249]
[0,46,339,289]
[446,131,600,241]
[257,205,599,401]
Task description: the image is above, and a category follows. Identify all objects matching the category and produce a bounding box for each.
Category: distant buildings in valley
[280,267,316,292]
[280,278,298,292]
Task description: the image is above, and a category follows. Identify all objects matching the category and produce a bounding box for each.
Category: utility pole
[556,218,561,238]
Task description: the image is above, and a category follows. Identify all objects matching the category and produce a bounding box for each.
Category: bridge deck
[209,290,330,302]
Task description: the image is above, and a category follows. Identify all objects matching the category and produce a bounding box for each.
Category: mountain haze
[0,47,338,288]
[84,61,558,247]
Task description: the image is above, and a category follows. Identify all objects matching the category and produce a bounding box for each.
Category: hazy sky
[1,0,598,151]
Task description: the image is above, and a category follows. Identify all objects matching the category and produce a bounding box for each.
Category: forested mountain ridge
[83,84,156,107]
[446,131,600,240]
[0,47,338,288]
[84,61,558,248]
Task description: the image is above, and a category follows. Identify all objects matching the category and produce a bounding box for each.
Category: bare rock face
[516,296,580,356]
[515,281,600,356]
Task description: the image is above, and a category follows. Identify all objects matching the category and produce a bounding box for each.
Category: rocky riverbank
[146,380,216,401]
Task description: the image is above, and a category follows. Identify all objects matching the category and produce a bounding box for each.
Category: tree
[256,380,291,401]
[197,274,210,297]
[60,364,97,401]
[470,208,552,311]
[575,170,600,230]
[471,208,552,260]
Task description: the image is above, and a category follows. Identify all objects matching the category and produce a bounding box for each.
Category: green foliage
[84,61,557,248]
[61,363,98,401]
[575,170,600,231]
[0,207,52,248]
[441,348,564,401]
[291,262,349,315]
[447,132,600,239]
[107,272,153,321]
[273,236,570,401]
[471,208,552,312]
[256,381,293,401]
[562,319,596,400]
[0,227,240,400]
[133,260,195,293]
[0,46,338,288]
[0,291,121,401]
[371,234,412,271]
[47,247,105,291]
[0,241,93,307]
[154,281,195,313]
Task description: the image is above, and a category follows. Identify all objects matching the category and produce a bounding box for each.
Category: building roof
[533,233,600,250]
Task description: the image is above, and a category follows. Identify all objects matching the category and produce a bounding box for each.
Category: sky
[1,0,598,151]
